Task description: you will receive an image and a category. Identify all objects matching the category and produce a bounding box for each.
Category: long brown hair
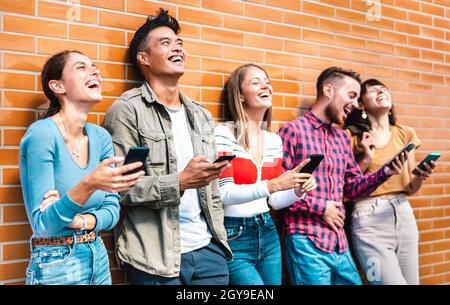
[41,50,83,118]
[224,64,272,150]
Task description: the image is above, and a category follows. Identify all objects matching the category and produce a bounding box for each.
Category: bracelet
[78,214,88,231]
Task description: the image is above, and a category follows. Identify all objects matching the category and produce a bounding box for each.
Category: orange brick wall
[0,0,449,285]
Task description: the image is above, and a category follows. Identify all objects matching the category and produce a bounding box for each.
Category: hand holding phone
[268,156,320,194]
[213,154,236,163]
[123,146,150,175]
[78,156,145,197]
[413,152,440,176]
[179,155,232,192]
[298,154,324,174]
[385,142,416,169]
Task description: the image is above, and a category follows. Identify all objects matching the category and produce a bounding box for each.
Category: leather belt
[32,231,96,246]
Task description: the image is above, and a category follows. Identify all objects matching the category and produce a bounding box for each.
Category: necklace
[59,112,82,158]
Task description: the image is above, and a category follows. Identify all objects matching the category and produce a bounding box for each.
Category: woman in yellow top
[344,79,436,285]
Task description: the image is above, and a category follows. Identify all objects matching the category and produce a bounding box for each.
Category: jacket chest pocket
[139,129,167,167]
[202,133,215,162]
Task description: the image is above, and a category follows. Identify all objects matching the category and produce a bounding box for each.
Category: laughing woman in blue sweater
[20,50,145,285]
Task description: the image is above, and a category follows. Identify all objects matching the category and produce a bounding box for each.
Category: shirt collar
[305,111,332,130]
[140,81,196,112]
[141,81,157,104]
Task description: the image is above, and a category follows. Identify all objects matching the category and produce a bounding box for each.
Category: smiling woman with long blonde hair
[215,64,317,285]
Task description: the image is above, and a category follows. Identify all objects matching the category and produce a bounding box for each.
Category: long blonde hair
[224,64,272,150]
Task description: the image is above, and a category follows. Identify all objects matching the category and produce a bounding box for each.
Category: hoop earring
[361,110,368,120]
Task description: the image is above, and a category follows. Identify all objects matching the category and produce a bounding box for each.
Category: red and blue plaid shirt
[279,111,390,253]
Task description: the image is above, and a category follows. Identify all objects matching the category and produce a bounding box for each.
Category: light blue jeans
[224,212,282,285]
[26,231,111,285]
[284,233,362,285]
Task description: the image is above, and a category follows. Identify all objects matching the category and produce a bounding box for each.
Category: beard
[325,97,343,125]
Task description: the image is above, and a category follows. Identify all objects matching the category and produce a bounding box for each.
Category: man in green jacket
[103,9,232,284]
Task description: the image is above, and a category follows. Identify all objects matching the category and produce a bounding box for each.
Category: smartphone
[213,154,236,163]
[385,142,416,169]
[412,152,441,175]
[299,154,324,174]
[123,146,149,175]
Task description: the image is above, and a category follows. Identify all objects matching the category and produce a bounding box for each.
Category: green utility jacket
[103,82,232,277]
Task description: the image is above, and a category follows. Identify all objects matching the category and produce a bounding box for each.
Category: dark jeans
[127,241,229,285]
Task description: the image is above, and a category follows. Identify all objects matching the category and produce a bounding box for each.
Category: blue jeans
[127,241,229,285]
[225,212,281,285]
[26,232,111,285]
[284,233,362,285]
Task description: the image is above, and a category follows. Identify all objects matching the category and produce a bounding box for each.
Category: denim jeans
[351,194,419,285]
[126,241,228,285]
[284,233,362,285]
[224,212,282,285]
[26,231,111,285]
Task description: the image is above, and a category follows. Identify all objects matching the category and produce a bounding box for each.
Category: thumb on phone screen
[293,158,311,173]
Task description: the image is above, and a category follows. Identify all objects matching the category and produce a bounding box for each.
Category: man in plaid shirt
[279,67,406,285]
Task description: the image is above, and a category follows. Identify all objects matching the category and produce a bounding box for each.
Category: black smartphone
[123,146,149,175]
[412,152,440,176]
[213,154,236,163]
[385,142,416,169]
[299,154,324,174]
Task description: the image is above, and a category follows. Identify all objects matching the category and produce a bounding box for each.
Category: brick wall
[0,0,449,285]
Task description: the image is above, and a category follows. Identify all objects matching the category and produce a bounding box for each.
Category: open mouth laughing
[343,106,352,117]
[168,54,184,64]
[85,78,101,90]
[258,91,271,99]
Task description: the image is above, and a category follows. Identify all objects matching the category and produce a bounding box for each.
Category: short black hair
[316,66,361,99]
[129,8,180,80]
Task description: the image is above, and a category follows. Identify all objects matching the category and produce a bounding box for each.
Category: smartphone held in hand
[385,142,416,169]
[412,152,440,176]
[123,146,149,175]
[213,154,236,163]
[299,154,324,174]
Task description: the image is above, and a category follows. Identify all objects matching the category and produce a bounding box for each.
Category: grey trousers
[351,194,419,285]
